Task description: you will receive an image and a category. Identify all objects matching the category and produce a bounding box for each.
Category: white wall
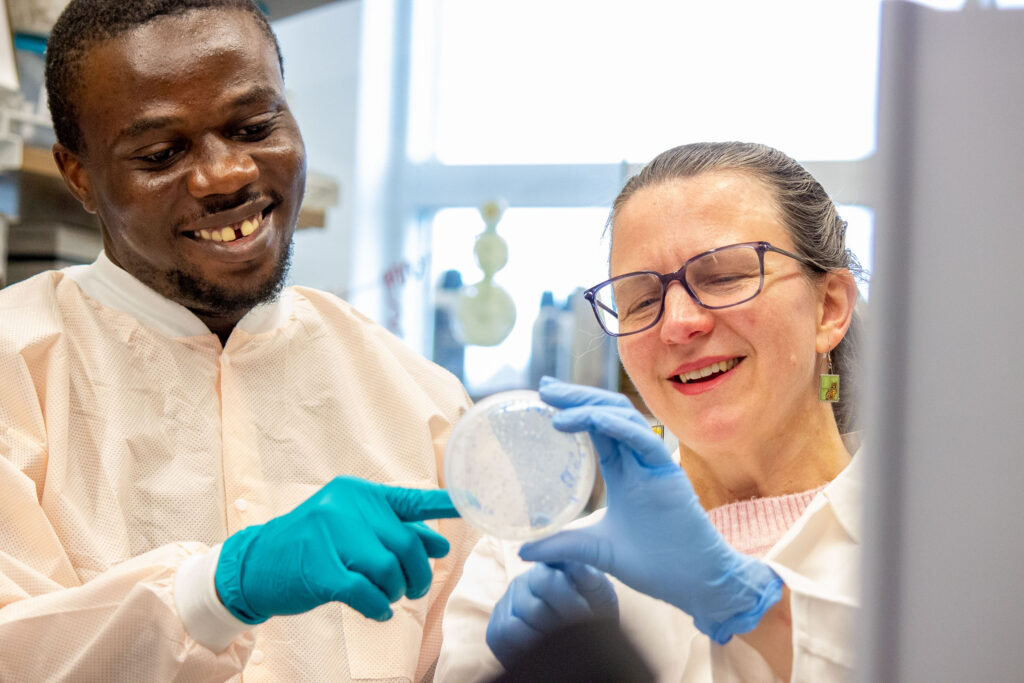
[272,2,362,300]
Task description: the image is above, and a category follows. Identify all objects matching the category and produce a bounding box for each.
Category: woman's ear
[816,270,858,354]
[52,143,98,214]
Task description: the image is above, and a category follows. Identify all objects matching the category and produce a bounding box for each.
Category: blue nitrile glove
[215,476,458,624]
[486,560,619,669]
[518,378,783,645]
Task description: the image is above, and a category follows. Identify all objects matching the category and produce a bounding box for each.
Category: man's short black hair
[44,0,284,155]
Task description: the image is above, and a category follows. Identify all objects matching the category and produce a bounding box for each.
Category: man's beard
[170,240,293,318]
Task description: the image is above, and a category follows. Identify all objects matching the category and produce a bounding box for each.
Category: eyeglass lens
[593,245,764,335]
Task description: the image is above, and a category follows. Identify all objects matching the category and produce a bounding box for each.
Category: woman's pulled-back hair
[610,141,866,434]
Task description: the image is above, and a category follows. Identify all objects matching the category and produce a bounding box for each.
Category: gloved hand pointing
[215,476,458,624]
[519,378,783,644]
[486,561,619,669]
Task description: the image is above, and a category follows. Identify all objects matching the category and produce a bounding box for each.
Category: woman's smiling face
[611,171,827,453]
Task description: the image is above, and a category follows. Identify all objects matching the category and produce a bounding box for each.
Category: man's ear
[52,143,98,214]
[816,269,858,354]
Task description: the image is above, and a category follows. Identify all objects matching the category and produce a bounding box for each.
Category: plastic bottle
[554,295,575,382]
[529,291,561,388]
[432,270,466,382]
[566,286,619,390]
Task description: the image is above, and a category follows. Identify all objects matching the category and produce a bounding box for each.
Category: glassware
[445,390,596,540]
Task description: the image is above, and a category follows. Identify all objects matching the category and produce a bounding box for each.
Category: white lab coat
[437,451,862,682]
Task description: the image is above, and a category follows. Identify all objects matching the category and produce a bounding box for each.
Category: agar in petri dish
[444,390,596,541]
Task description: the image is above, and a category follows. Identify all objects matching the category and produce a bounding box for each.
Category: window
[409,0,882,164]
[394,1,885,394]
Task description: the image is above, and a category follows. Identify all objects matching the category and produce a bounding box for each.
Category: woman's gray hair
[610,141,866,434]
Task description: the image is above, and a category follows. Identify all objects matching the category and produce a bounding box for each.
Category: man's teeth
[677,358,739,383]
[194,216,260,243]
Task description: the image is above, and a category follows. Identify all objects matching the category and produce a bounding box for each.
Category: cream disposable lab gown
[0,254,478,682]
[437,452,862,683]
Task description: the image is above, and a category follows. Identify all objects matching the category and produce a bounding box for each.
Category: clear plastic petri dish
[444,390,596,541]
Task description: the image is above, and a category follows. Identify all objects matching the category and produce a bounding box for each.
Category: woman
[437,142,863,681]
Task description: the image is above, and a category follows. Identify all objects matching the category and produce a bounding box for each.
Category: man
[0,1,477,679]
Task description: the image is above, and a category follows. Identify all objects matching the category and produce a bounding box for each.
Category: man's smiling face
[55,7,306,330]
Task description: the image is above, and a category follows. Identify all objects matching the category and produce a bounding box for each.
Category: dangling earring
[819,349,840,402]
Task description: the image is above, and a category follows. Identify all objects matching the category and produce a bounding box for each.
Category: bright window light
[409,0,882,164]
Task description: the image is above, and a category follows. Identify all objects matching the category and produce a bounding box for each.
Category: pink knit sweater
[706,486,826,558]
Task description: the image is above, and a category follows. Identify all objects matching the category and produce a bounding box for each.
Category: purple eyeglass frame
[582,241,820,337]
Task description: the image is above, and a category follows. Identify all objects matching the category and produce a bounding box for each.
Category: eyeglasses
[583,241,819,337]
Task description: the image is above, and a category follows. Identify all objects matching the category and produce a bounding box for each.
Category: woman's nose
[658,281,715,343]
[187,137,259,198]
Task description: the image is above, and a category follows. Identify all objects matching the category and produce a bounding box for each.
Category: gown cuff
[174,544,253,652]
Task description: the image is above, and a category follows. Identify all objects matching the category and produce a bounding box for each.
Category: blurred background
[0,0,902,403]
[2,3,1024,681]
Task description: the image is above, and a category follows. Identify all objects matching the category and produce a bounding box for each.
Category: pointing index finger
[384,486,460,522]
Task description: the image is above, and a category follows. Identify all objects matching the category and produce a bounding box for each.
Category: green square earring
[819,349,840,402]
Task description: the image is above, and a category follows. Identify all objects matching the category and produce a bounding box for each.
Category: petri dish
[445,390,596,541]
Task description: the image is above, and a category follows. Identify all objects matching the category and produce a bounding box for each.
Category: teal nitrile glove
[215,476,459,624]
[486,561,619,669]
[518,378,783,645]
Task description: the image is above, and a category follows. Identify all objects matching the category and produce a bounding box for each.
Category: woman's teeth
[676,358,739,383]
[195,216,260,243]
